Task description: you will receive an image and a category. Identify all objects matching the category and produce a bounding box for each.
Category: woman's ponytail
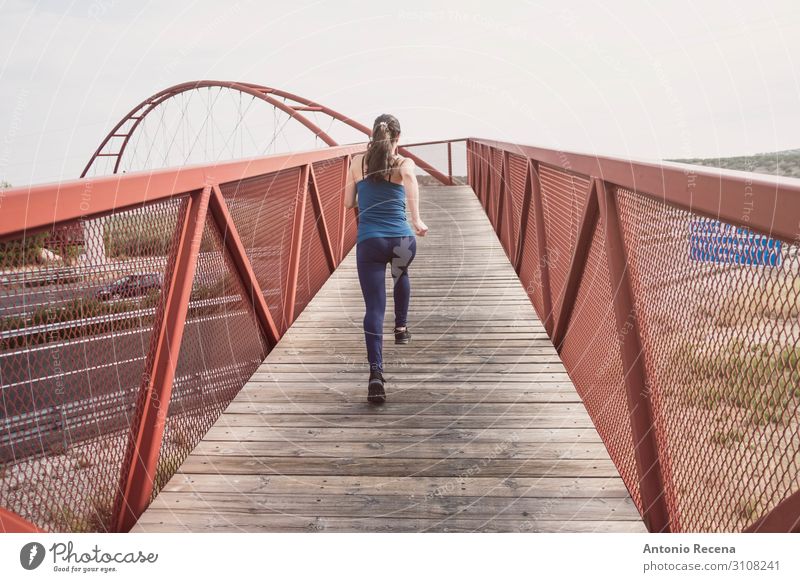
[364,114,401,183]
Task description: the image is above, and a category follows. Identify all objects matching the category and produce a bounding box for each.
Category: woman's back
[355,154,414,243]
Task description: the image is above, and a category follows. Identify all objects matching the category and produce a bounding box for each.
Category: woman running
[343,114,428,404]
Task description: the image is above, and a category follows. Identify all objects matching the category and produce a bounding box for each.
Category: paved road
[0,307,265,462]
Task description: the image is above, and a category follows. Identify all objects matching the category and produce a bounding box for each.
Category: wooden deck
[133,184,645,533]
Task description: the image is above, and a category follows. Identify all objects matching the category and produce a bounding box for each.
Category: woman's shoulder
[352,152,366,180]
[392,154,414,173]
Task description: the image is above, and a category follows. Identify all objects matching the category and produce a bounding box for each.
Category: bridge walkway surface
[132,184,646,532]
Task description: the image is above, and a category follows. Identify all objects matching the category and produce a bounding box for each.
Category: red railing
[399,138,468,185]
[0,144,376,532]
[467,138,800,533]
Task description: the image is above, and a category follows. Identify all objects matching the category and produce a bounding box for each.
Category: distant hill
[670,149,800,178]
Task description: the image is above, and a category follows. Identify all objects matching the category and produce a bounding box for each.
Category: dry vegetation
[671,148,800,178]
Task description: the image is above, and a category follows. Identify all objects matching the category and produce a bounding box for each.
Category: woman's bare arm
[343,154,359,209]
[400,158,428,236]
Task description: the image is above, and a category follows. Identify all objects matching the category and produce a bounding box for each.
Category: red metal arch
[82,80,449,183]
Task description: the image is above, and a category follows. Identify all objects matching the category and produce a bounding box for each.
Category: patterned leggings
[355,235,417,372]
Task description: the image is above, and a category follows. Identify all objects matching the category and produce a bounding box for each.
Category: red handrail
[0,507,43,533]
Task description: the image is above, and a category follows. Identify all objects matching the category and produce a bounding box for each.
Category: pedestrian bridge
[0,81,798,534]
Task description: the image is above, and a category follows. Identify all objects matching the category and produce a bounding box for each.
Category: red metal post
[283,165,309,327]
[744,490,800,532]
[114,185,212,533]
[551,179,599,349]
[208,184,280,347]
[513,160,534,273]
[466,140,473,187]
[529,162,555,335]
[482,145,490,211]
[472,143,482,202]
[495,154,507,247]
[0,507,43,533]
[472,144,481,201]
[486,147,496,225]
[479,145,484,191]
[598,178,671,533]
[489,150,502,230]
[307,165,337,272]
[447,141,453,185]
[471,141,477,189]
[500,150,515,256]
[493,151,514,258]
[337,154,350,263]
[479,144,489,211]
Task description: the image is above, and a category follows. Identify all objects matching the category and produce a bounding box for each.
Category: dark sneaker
[367,369,386,404]
[394,326,411,344]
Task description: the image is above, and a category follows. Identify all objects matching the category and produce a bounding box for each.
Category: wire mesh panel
[312,157,347,256]
[0,196,186,531]
[218,168,304,333]
[491,147,504,199]
[506,153,528,252]
[295,181,331,317]
[516,174,545,319]
[474,143,490,210]
[616,188,800,531]
[558,218,642,512]
[151,213,268,498]
[539,166,590,322]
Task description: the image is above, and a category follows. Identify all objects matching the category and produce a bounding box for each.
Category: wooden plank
[174,456,623,478]
[222,402,588,415]
[133,515,646,533]
[248,372,574,382]
[134,184,643,533]
[141,493,639,520]
[251,364,569,374]
[189,440,613,459]
[265,355,564,364]
[210,414,596,429]
[153,474,628,497]
[239,381,579,391]
[236,387,583,404]
[202,427,605,443]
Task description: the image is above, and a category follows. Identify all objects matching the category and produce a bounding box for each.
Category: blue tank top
[356,157,415,243]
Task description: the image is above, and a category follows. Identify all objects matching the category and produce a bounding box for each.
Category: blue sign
[690,219,781,266]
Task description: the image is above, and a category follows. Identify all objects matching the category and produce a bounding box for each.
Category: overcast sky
[2,0,799,186]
